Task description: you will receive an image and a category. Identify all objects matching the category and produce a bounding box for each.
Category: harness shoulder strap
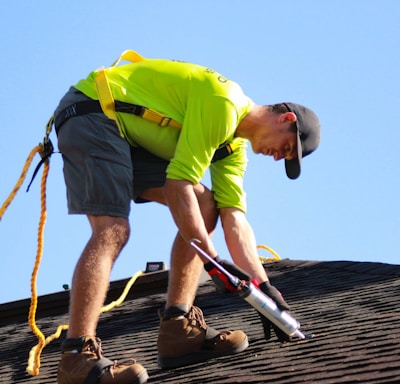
[95,69,118,122]
[112,50,145,66]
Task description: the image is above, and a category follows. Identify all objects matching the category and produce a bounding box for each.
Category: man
[53,50,320,384]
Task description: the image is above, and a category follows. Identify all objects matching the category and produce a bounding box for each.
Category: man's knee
[140,183,218,231]
[88,215,131,250]
[193,184,215,206]
[192,184,218,231]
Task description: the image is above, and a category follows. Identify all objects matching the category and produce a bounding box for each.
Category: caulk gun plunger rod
[189,239,241,287]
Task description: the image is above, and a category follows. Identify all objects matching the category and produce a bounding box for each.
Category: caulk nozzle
[293,330,306,339]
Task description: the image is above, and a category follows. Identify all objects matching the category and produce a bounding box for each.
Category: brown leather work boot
[57,336,148,384]
[157,305,248,369]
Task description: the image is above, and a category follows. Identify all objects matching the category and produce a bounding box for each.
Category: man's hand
[204,256,251,292]
[257,281,292,342]
[204,256,292,342]
[259,281,290,311]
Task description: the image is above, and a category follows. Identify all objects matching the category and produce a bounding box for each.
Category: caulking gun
[190,239,307,340]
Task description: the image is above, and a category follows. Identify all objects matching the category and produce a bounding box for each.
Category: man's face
[251,124,298,162]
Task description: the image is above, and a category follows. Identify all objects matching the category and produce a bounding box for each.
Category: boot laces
[188,306,207,329]
[85,337,136,375]
[84,337,104,359]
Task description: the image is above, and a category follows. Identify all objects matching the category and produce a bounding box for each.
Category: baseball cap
[283,103,321,179]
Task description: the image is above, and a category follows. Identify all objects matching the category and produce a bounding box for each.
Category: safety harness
[54,49,238,163]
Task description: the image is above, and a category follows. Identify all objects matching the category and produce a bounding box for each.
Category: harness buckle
[40,138,54,163]
[159,116,172,127]
[26,138,54,192]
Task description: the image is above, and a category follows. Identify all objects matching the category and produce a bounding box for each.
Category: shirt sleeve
[210,137,248,212]
[166,94,239,184]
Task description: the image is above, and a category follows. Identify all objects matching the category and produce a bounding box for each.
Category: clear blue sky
[1,1,399,304]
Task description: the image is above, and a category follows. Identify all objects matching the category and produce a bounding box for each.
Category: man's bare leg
[59,215,148,384]
[67,215,130,338]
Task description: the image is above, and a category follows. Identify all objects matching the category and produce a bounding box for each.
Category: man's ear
[280,111,297,124]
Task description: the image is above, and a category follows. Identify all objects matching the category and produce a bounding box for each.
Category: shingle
[0,260,399,383]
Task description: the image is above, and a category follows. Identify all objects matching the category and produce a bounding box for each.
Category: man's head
[236,102,320,179]
[271,103,321,179]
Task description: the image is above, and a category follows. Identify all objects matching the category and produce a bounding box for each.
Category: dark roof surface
[1,259,400,383]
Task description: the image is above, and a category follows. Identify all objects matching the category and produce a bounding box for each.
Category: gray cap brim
[285,131,302,179]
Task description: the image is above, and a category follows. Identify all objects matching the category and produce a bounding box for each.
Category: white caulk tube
[239,282,305,339]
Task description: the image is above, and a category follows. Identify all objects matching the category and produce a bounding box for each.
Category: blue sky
[1,1,399,304]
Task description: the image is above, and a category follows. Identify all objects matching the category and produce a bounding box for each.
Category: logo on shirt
[204,68,228,83]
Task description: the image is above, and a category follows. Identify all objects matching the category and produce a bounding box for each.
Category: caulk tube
[239,282,305,339]
[189,239,305,339]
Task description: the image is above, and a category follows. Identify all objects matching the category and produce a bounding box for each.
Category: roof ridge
[312,260,400,277]
[263,259,400,277]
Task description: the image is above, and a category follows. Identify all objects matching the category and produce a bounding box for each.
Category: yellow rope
[27,323,69,376]
[0,145,41,221]
[101,270,144,313]
[0,144,49,375]
[257,244,281,263]
[1,142,146,375]
[26,160,49,376]
[26,267,144,375]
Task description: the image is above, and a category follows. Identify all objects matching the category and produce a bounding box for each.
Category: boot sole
[136,368,149,384]
[58,368,149,384]
[157,336,249,369]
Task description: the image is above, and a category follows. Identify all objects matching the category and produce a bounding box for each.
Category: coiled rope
[257,244,281,262]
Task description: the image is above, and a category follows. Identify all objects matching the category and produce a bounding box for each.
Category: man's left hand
[257,281,292,342]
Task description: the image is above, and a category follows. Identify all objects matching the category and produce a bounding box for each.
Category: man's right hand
[204,256,251,292]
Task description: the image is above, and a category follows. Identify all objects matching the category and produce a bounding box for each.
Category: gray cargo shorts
[54,88,169,218]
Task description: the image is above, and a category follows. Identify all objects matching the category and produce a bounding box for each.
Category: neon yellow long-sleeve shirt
[74,58,253,212]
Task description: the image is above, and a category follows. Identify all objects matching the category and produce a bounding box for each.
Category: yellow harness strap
[95,70,118,122]
[95,50,182,138]
[111,49,146,66]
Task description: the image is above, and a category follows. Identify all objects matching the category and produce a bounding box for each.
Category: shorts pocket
[84,152,133,209]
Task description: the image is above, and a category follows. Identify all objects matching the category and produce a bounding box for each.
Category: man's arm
[164,178,218,260]
[220,207,269,284]
[210,207,292,342]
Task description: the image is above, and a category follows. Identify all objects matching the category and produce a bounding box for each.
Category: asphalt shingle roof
[1,259,400,383]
